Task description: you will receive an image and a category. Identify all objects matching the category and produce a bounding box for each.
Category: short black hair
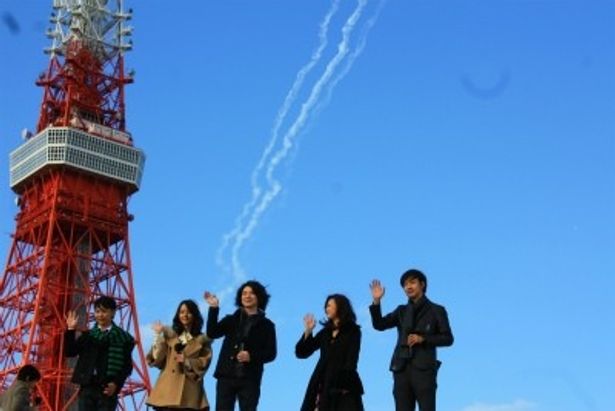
[172,299,204,336]
[17,364,41,382]
[399,268,428,292]
[320,294,358,329]
[235,280,270,311]
[93,296,117,311]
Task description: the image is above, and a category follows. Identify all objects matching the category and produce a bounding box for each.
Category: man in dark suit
[369,269,453,411]
[65,296,135,411]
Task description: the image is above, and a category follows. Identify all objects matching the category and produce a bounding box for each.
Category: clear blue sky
[1,1,614,411]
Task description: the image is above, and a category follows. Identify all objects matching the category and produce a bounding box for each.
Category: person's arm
[423,306,454,347]
[337,326,362,392]
[369,304,400,331]
[64,310,83,357]
[295,329,321,359]
[146,328,170,369]
[342,326,361,371]
[64,329,85,358]
[184,335,213,381]
[111,337,135,391]
[206,306,230,339]
[249,320,277,365]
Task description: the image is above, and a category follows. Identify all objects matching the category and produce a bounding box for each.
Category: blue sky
[1,1,614,411]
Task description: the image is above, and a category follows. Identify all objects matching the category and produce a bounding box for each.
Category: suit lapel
[414,299,432,326]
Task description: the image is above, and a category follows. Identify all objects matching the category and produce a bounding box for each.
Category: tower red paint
[0,1,151,409]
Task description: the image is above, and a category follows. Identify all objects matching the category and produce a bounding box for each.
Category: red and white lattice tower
[0,1,151,409]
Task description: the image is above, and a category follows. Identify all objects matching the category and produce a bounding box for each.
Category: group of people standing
[0,268,454,411]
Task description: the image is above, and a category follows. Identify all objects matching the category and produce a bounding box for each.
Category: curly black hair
[172,299,204,336]
[235,280,271,311]
[320,293,357,329]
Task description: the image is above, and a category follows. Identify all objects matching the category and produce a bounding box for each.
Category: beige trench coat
[146,328,212,410]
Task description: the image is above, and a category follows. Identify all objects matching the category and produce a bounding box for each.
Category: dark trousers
[78,385,118,411]
[392,366,437,411]
[216,378,261,411]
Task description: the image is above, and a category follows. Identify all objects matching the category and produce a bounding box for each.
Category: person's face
[325,298,338,321]
[403,277,425,300]
[241,286,258,310]
[178,304,194,329]
[94,306,115,328]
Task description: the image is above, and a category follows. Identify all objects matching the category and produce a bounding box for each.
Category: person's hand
[407,334,424,347]
[103,382,117,396]
[303,314,316,336]
[65,311,79,330]
[175,353,185,363]
[151,320,164,335]
[369,279,385,304]
[204,291,219,308]
[236,350,251,363]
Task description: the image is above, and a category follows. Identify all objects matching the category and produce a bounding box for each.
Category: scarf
[90,324,131,379]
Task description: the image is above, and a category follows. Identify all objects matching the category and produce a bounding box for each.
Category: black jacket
[64,326,135,390]
[370,297,453,372]
[207,307,277,383]
[296,322,364,411]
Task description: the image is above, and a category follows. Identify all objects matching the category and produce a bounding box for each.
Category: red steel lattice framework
[0,1,151,409]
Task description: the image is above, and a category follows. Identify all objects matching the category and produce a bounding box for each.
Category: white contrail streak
[317,0,387,116]
[215,0,385,298]
[216,0,341,278]
[226,0,370,282]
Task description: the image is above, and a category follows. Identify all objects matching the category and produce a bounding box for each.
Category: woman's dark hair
[321,294,357,329]
[172,299,204,336]
[17,364,41,382]
[235,280,270,311]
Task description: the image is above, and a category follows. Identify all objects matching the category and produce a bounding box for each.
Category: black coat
[64,327,134,390]
[207,307,277,383]
[370,297,453,372]
[295,323,364,411]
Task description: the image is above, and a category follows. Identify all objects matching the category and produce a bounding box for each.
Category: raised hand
[204,291,219,308]
[151,320,164,335]
[369,279,385,304]
[303,313,316,336]
[66,310,79,330]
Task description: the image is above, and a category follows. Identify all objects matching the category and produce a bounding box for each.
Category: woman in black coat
[295,294,364,411]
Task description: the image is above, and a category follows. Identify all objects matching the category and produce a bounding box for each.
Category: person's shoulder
[113,325,135,342]
[425,298,448,312]
[263,316,275,327]
[195,333,211,345]
[344,322,362,337]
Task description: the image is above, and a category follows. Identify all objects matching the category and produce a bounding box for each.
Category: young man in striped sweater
[65,296,135,411]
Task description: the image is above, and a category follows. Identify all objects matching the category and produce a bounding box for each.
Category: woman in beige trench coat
[146,299,212,411]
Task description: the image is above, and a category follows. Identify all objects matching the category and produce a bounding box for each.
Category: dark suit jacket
[207,307,277,383]
[370,297,453,372]
[64,326,135,390]
[295,322,364,411]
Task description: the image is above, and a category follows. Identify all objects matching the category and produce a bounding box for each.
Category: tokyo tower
[0,1,151,409]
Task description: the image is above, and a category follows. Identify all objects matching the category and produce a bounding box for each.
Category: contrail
[216,0,341,276]
[217,0,382,296]
[317,0,387,116]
